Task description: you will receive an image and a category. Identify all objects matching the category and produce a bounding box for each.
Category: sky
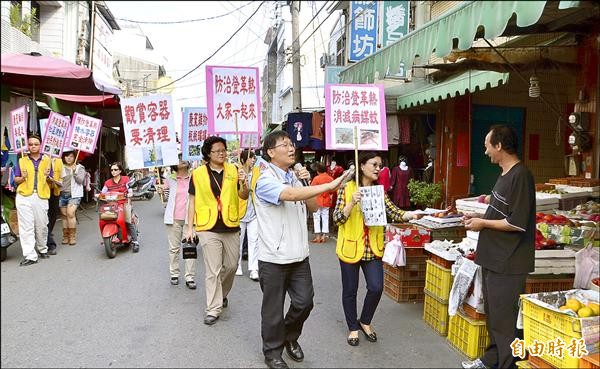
[104,1,273,134]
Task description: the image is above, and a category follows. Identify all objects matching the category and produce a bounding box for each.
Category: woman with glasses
[185,136,248,326]
[333,151,419,347]
[101,162,139,252]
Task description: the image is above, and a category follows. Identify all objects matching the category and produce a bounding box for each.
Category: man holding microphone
[253,131,349,369]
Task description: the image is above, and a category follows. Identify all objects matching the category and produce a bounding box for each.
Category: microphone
[293,163,310,186]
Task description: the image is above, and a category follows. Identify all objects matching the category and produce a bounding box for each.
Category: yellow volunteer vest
[16,155,52,199]
[192,163,244,231]
[51,158,63,196]
[336,181,385,264]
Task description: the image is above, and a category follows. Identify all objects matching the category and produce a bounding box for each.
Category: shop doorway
[471,105,525,194]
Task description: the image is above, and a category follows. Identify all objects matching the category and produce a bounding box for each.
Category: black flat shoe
[171,277,179,285]
[222,297,228,308]
[186,281,196,290]
[359,323,377,342]
[19,259,37,267]
[203,315,219,325]
[347,336,359,346]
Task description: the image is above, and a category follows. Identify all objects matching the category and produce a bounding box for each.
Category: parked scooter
[127,174,156,201]
[1,208,18,262]
[97,191,139,258]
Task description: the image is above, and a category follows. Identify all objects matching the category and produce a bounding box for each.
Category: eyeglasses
[366,162,383,169]
[210,149,227,155]
[271,142,295,150]
[111,168,120,172]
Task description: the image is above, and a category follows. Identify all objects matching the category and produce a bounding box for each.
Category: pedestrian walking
[253,131,349,369]
[59,149,86,246]
[309,162,333,243]
[462,125,535,369]
[236,149,259,281]
[185,136,249,326]
[333,151,419,346]
[13,135,55,266]
[158,158,196,289]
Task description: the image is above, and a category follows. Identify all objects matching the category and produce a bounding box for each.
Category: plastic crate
[383,275,425,303]
[580,353,600,369]
[515,360,535,369]
[383,255,428,280]
[528,355,556,368]
[447,312,490,360]
[461,302,486,321]
[521,297,584,369]
[429,253,454,269]
[430,227,467,242]
[524,276,574,294]
[425,259,454,302]
[423,288,449,336]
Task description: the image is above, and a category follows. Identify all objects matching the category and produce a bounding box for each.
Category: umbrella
[1,52,121,96]
[1,52,122,133]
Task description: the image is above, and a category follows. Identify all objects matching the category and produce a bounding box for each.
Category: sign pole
[354,126,359,189]
[234,113,241,165]
[74,150,80,163]
[155,167,164,203]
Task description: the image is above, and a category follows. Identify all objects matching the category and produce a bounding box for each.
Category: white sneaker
[235,266,243,276]
[461,359,487,369]
[249,270,259,281]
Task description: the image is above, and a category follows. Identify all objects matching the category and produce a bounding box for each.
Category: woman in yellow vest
[185,136,248,326]
[333,151,418,346]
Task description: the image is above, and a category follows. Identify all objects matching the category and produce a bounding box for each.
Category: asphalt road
[1,198,464,368]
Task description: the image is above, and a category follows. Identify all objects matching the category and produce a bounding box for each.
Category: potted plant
[407,179,442,209]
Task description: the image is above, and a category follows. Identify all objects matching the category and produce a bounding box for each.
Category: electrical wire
[115,1,254,24]
[130,1,265,94]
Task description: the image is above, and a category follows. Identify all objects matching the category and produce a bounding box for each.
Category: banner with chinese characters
[42,111,71,158]
[181,107,208,161]
[66,113,102,154]
[205,65,262,135]
[120,94,178,169]
[348,1,378,62]
[10,105,28,153]
[240,133,259,149]
[324,84,388,151]
[381,1,409,47]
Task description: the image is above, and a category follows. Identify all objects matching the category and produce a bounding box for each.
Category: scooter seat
[136,177,153,185]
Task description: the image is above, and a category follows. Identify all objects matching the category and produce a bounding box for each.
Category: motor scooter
[1,209,18,262]
[97,191,138,258]
[127,175,156,201]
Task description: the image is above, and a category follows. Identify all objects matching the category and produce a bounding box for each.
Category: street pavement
[1,198,464,368]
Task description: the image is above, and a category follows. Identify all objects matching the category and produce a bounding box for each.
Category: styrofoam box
[456,197,488,214]
[536,191,591,200]
[466,230,479,241]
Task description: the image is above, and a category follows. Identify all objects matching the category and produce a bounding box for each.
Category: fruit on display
[578,306,593,318]
[565,298,582,312]
[535,229,558,250]
[588,302,600,316]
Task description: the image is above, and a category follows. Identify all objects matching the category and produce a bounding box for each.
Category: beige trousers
[16,193,49,260]
[198,231,240,316]
[167,220,197,282]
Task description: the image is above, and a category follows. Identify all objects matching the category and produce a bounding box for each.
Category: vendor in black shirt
[462,125,535,369]
[186,136,249,326]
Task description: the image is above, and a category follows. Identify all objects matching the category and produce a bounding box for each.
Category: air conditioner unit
[319,53,330,68]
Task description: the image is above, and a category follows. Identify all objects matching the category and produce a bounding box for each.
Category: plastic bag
[383,235,401,266]
[448,256,479,316]
[574,245,600,289]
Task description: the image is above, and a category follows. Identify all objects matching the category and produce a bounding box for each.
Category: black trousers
[46,193,59,250]
[480,268,527,369]
[258,258,314,360]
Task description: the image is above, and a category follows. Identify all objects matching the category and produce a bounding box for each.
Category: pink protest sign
[67,112,102,154]
[206,65,262,135]
[324,84,388,151]
[42,111,71,158]
[10,105,28,153]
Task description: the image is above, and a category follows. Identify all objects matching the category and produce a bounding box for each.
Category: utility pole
[291,0,302,111]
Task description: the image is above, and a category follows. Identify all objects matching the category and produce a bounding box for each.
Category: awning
[339,0,581,84]
[396,70,509,110]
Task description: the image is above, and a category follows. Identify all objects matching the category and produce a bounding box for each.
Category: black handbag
[182,236,199,259]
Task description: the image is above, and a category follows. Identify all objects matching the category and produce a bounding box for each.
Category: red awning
[1,52,91,78]
[44,93,120,107]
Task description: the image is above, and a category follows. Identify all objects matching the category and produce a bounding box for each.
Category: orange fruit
[587,302,600,316]
[566,299,582,312]
[578,307,593,318]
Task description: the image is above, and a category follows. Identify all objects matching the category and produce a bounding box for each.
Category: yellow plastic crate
[521,295,600,369]
[515,360,533,369]
[425,259,454,302]
[423,288,450,336]
[447,312,490,360]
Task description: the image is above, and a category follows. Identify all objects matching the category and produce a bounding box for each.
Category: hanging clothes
[286,112,313,148]
[389,164,412,208]
[387,115,400,145]
[399,116,411,144]
[310,111,324,140]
